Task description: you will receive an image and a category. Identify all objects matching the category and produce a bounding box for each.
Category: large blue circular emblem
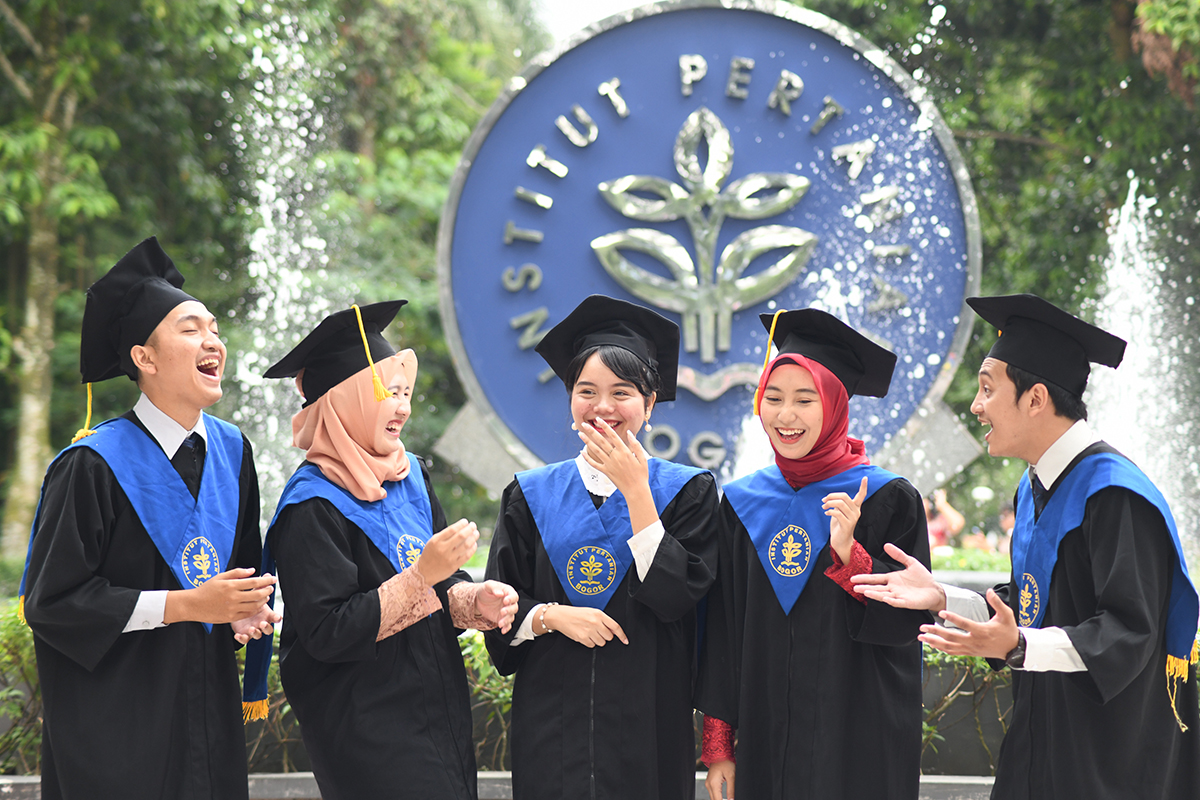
[397,534,426,569]
[1018,572,1040,627]
[181,537,220,587]
[439,0,980,473]
[768,525,812,577]
[566,545,618,595]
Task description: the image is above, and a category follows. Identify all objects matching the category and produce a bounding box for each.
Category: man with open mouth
[853,293,1200,800]
[20,237,279,800]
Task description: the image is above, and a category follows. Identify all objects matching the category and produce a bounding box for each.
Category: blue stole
[268,455,432,574]
[724,463,899,615]
[243,453,432,717]
[1011,451,1199,666]
[518,458,704,610]
[20,415,244,634]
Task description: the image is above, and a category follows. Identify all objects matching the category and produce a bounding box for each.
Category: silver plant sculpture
[592,107,817,363]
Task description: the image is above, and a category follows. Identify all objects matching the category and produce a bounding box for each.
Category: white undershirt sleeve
[123,590,169,632]
[1019,625,1087,672]
[938,583,990,626]
[627,520,666,581]
[511,603,544,644]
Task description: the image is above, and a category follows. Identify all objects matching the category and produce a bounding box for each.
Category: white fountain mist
[217,8,339,515]
[1090,176,1199,575]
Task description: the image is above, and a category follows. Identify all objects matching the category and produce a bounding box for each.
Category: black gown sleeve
[694,495,748,726]
[270,459,453,664]
[841,478,935,646]
[24,449,142,671]
[482,479,543,676]
[1059,486,1174,704]
[627,472,719,623]
[233,436,263,585]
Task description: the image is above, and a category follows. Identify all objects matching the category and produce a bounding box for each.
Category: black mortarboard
[263,300,406,406]
[535,295,681,402]
[966,294,1126,398]
[80,237,199,382]
[759,309,897,397]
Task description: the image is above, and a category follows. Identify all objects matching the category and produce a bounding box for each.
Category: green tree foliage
[0,0,261,555]
[301,0,548,526]
[796,0,1200,516]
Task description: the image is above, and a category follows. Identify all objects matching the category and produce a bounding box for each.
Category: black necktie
[1031,474,1049,519]
[171,433,206,500]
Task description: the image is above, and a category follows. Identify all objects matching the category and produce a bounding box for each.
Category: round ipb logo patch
[439,0,980,473]
[1018,572,1040,627]
[566,545,618,595]
[769,525,812,577]
[181,537,220,587]
[397,534,426,569]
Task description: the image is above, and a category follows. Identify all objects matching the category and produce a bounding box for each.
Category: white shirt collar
[575,451,617,498]
[1031,419,1098,488]
[133,393,208,457]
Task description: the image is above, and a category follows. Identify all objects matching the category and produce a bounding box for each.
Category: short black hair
[1005,363,1088,422]
[564,344,661,409]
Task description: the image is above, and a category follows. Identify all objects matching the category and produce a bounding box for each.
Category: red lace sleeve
[824,540,872,604]
[701,714,736,766]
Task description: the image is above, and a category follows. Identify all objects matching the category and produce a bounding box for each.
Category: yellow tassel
[243,698,270,724]
[1166,652,1194,733]
[753,309,786,416]
[17,595,25,625]
[70,383,97,444]
[351,304,388,402]
[1191,638,1199,665]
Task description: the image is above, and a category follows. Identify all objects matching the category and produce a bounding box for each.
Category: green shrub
[931,548,1012,573]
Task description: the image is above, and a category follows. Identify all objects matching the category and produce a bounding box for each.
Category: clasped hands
[163,567,281,645]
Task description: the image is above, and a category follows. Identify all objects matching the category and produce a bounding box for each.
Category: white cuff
[1019,626,1086,672]
[511,603,544,645]
[938,583,990,628]
[628,520,665,581]
[123,590,169,632]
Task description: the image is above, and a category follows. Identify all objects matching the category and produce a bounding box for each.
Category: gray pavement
[0,771,996,799]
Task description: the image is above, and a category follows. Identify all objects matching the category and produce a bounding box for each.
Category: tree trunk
[1,181,60,562]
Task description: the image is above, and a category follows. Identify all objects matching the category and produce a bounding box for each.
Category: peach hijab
[292,350,418,502]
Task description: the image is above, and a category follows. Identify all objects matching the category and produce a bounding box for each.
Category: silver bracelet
[538,602,559,635]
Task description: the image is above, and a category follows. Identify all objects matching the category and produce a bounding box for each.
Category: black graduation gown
[484,470,719,800]
[24,411,260,800]
[988,442,1200,800]
[695,476,931,800]
[268,459,477,800]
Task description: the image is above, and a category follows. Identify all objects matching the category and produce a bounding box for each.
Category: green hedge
[0,602,1195,775]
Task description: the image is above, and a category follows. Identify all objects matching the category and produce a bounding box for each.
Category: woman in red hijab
[695,309,932,800]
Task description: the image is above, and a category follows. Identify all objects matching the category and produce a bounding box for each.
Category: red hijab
[756,353,869,488]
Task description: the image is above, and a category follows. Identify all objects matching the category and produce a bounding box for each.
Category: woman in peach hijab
[263,300,517,800]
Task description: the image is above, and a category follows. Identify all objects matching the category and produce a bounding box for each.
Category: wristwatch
[1005,631,1027,669]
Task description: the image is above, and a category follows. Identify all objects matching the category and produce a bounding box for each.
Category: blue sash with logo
[268,454,432,574]
[1011,452,1199,668]
[518,458,704,610]
[242,453,434,718]
[19,415,244,634]
[723,463,899,615]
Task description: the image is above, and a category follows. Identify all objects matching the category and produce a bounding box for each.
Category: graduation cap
[535,295,681,402]
[80,237,198,383]
[757,308,898,399]
[966,294,1126,398]
[264,300,406,406]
